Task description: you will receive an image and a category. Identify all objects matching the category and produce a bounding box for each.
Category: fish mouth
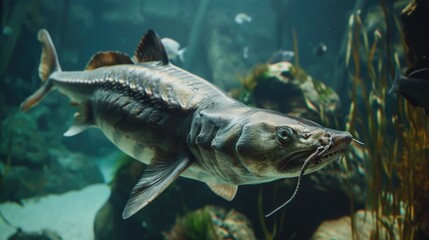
[319,147,348,162]
[278,144,348,176]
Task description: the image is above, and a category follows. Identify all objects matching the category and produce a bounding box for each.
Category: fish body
[21,29,352,219]
[389,68,429,114]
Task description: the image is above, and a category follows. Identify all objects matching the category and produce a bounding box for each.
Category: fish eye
[277,127,293,141]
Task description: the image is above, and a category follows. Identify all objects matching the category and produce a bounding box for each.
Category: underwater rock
[94,158,147,240]
[47,149,103,188]
[164,206,256,240]
[0,111,49,167]
[0,148,103,202]
[311,210,399,240]
[233,62,341,124]
[0,111,103,202]
[216,207,257,240]
[7,229,62,240]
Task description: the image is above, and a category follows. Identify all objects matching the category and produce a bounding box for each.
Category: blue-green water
[1,0,425,239]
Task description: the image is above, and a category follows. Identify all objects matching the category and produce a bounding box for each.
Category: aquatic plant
[164,206,257,240]
[257,188,286,240]
[163,206,218,240]
[344,6,428,239]
[312,210,399,239]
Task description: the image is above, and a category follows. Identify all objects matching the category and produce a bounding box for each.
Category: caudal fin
[20,29,61,112]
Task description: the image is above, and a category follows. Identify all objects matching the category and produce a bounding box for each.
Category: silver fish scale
[96,66,181,112]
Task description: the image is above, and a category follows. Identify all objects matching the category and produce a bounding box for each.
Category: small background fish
[161,37,187,62]
[1,0,426,240]
[313,42,327,56]
[234,13,252,24]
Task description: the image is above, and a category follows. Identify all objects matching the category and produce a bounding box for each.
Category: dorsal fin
[85,51,134,70]
[133,30,169,65]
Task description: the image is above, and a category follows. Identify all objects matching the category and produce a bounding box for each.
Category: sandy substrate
[0,184,110,240]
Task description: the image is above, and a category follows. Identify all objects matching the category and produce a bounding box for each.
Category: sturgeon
[21,29,353,219]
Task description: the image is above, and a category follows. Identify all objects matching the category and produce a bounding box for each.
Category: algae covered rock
[312,210,399,240]
[164,206,256,240]
[0,111,49,167]
[232,61,341,124]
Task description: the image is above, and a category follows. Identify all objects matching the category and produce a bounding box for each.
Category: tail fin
[20,29,61,111]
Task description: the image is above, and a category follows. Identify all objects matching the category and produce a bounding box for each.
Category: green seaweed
[344,5,428,239]
[257,187,286,240]
[164,207,218,240]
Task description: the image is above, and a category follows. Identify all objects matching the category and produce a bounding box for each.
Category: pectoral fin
[122,155,191,219]
[64,102,94,137]
[207,183,238,201]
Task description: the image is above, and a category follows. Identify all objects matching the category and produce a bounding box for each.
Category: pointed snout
[326,128,353,146]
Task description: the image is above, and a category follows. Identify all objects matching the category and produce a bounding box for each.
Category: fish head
[235,111,352,178]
